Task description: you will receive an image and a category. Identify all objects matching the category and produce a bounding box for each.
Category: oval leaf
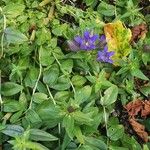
[1,82,23,96]
[29,129,58,141]
[101,85,118,106]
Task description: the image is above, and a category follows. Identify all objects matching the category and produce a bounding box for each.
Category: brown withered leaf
[131,23,147,42]
[124,99,150,118]
[141,100,150,117]
[129,118,148,142]
[124,100,143,117]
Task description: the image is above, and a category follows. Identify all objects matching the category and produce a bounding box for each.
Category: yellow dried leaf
[104,21,132,65]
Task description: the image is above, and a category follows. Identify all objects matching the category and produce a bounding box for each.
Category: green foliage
[0,0,150,149]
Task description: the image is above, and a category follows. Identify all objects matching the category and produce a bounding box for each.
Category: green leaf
[43,65,59,85]
[140,86,150,97]
[3,100,22,112]
[54,91,71,102]
[71,75,87,87]
[74,126,84,144]
[86,75,96,83]
[74,86,92,104]
[61,133,72,150]
[73,111,93,126]
[52,26,63,36]
[49,38,57,48]
[107,125,124,141]
[0,124,6,131]
[143,145,149,150]
[1,125,24,137]
[1,82,23,96]
[84,136,107,150]
[36,28,51,45]
[4,28,28,44]
[25,109,42,124]
[29,129,58,141]
[19,92,27,110]
[78,145,94,150]
[32,93,48,104]
[62,115,74,139]
[10,110,23,123]
[109,146,128,150]
[121,134,142,150]
[85,0,95,6]
[37,101,62,127]
[131,68,149,80]
[51,76,71,91]
[143,118,150,132]
[24,67,39,88]
[101,85,118,106]
[9,140,49,150]
[95,70,113,92]
[39,46,55,66]
[97,1,115,16]
[142,53,150,65]
[61,59,73,74]
[3,3,25,18]
[88,60,100,73]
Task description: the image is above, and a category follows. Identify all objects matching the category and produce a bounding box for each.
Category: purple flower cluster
[97,46,115,64]
[74,31,99,50]
[73,30,115,64]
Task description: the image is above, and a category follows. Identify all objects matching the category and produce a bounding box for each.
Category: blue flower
[97,46,115,64]
[99,34,106,42]
[74,30,99,50]
[97,34,107,49]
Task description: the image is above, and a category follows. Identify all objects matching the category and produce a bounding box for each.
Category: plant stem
[69,79,76,94]
[2,113,12,124]
[39,0,51,7]
[46,84,56,105]
[103,106,109,147]
[52,52,76,94]
[103,106,108,135]
[0,7,6,59]
[46,84,61,147]
[0,70,3,111]
[28,63,42,109]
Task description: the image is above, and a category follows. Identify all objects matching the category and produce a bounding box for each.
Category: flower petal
[99,35,106,41]
[74,36,83,44]
[90,34,99,42]
[107,59,113,64]
[103,46,108,52]
[84,31,90,39]
[107,51,115,57]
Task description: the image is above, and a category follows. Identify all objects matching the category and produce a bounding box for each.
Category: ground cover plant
[0,0,150,149]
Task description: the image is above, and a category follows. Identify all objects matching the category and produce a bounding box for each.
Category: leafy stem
[52,52,76,94]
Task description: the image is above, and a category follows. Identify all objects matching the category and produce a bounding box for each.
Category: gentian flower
[97,46,115,64]
[99,34,106,42]
[97,34,107,49]
[74,30,99,50]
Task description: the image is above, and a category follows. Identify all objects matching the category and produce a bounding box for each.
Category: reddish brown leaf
[131,23,147,42]
[124,100,143,117]
[129,118,148,142]
[141,100,150,117]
